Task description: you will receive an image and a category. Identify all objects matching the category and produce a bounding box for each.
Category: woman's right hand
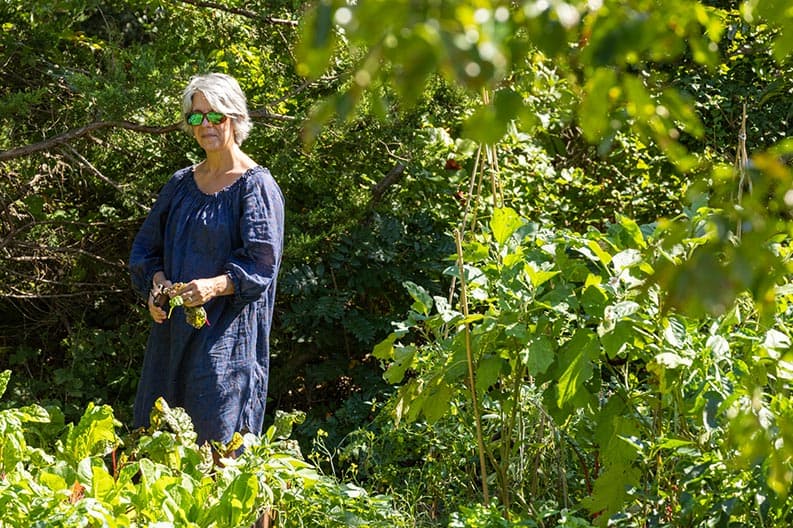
[148,276,173,323]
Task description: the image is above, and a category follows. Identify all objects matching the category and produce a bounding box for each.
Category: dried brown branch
[249,109,296,121]
[1,218,138,253]
[2,290,126,299]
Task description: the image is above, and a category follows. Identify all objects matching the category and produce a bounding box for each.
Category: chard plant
[0,370,408,528]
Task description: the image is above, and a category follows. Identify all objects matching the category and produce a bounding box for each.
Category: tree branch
[368,162,407,206]
[0,121,179,162]
[60,144,150,210]
[2,290,127,299]
[0,110,295,162]
[175,0,299,26]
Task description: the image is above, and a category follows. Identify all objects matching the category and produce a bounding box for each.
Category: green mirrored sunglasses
[186,111,227,126]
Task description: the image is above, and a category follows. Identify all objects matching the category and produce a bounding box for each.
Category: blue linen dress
[129,165,284,445]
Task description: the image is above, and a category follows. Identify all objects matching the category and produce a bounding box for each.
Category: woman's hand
[148,277,173,323]
[174,274,233,307]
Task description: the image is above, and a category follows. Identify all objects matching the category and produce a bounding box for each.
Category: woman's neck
[200,145,255,177]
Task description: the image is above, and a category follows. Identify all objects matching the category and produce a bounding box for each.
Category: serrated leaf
[580,464,641,517]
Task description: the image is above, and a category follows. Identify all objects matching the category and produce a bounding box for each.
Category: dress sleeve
[225,169,285,305]
[128,175,180,299]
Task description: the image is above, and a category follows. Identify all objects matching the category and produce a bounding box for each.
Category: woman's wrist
[211,272,234,297]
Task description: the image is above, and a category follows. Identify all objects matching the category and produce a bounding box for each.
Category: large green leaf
[373,332,398,360]
[524,261,560,289]
[555,329,599,409]
[520,336,554,376]
[475,355,504,394]
[62,402,119,463]
[490,207,523,246]
[422,381,453,424]
[600,321,635,359]
[403,280,433,316]
[383,345,416,384]
[580,464,642,521]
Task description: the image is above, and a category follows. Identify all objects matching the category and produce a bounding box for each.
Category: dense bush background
[2,0,793,526]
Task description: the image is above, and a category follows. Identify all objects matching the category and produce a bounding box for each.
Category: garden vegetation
[1,0,793,526]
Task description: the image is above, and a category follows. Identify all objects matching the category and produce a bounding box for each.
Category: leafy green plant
[373,204,793,525]
[0,370,408,528]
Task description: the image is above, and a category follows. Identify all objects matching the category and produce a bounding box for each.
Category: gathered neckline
[189,165,262,196]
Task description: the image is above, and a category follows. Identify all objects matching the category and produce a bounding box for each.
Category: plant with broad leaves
[374,205,793,525]
[0,370,408,528]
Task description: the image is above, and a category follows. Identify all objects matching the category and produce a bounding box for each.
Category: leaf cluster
[371,205,793,524]
[0,371,408,527]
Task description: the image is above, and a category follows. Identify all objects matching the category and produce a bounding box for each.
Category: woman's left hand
[174,275,230,306]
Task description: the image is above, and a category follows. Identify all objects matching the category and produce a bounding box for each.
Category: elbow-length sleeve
[128,176,180,299]
[225,169,285,305]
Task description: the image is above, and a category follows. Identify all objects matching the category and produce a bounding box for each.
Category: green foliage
[2,0,793,525]
[0,374,407,527]
[295,0,793,315]
[296,0,733,164]
[1,323,146,426]
[373,206,793,525]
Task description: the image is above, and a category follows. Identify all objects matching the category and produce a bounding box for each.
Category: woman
[129,73,284,447]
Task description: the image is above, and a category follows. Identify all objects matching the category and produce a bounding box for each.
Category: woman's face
[189,91,235,153]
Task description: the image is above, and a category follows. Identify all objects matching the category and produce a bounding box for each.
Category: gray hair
[180,73,252,145]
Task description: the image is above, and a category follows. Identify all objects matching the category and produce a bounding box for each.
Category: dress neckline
[189,165,261,196]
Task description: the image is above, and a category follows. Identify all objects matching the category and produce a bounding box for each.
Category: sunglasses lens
[207,112,225,124]
[187,112,203,126]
